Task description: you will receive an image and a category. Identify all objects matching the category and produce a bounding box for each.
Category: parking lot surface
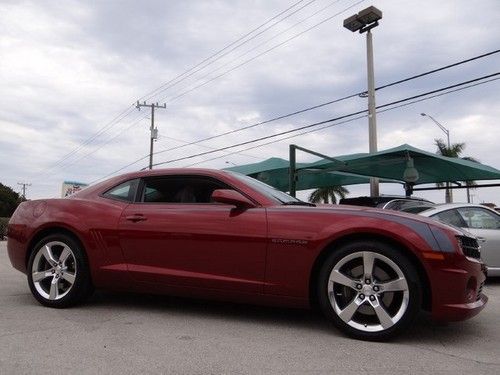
[1,241,499,374]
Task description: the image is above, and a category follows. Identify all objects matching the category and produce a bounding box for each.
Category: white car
[419,203,500,276]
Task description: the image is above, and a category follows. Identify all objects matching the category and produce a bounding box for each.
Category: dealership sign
[61,181,88,197]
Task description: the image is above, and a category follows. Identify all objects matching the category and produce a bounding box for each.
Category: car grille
[458,236,481,259]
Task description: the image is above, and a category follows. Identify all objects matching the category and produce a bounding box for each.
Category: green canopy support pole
[289,144,347,197]
[289,145,297,197]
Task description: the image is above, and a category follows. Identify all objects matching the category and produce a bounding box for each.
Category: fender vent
[458,236,480,260]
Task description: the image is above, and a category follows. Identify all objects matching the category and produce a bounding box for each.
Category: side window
[432,209,467,228]
[457,207,500,230]
[141,176,230,204]
[103,179,139,202]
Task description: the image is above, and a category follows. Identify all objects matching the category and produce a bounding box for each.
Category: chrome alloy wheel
[31,241,77,301]
[328,251,409,333]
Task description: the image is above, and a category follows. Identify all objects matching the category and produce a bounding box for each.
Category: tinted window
[141,176,230,203]
[432,209,467,228]
[103,179,139,202]
[456,207,500,229]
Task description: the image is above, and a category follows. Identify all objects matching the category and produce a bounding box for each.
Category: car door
[455,207,500,269]
[118,174,268,293]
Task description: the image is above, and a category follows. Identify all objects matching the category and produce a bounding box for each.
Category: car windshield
[226,171,309,205]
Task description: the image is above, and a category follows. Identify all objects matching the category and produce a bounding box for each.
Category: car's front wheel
[317,241,422,341]
[27,233,93,308]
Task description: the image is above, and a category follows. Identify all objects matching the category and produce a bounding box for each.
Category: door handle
[477,237,487,243]
[125,214,147,222]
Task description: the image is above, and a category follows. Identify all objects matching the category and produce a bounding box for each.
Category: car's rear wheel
[317,241,422,341]
[27,234,93,308]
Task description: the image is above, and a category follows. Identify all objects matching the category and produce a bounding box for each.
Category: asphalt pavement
[1,241,499,375]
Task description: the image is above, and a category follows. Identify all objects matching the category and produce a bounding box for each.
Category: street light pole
[366,28,379,196]
[420,113,455,203]
[344,6,382,197]
[420,113,450,148]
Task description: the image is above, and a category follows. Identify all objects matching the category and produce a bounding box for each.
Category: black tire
[27,233,93,308]
[317,240,422,341]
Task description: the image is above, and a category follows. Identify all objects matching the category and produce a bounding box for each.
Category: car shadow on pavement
[79,290,487,343]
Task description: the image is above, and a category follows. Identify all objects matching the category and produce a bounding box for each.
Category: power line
[147,0,345,103]
[149,72,500,168]
[150,49,500,158]
[40,1,317,176]
[40,22,500,178]
[41,106,137,172]
[89,61,500,183]
[187,76,500,167]
[158,0,367,105]
[90,72,500,184]
[375,48,500,92]
[140,0,319,102]
[51,116,149,170]
[155,135,263,160]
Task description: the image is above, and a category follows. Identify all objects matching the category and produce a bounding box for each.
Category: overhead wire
[89,66,500,183]
[140,0,319,102]
[40,0,319,176]
[39,106,137,171]
[155,135,263,160]
[186,76,500,167]
[157,0,367,105]
[150,49,500,158]
[147,0,345,102]
[149,72,500,167]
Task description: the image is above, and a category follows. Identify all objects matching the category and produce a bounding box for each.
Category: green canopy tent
[225,144,500,195]
[224,157,397,192]
[308,144,500,185]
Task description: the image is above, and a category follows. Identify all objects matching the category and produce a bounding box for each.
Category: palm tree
[308,186,349,204]
[435,139,478,203]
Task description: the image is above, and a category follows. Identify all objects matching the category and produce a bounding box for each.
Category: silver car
[419,203,500,276]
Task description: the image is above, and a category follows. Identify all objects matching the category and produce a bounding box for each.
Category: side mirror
[211,189,256,208]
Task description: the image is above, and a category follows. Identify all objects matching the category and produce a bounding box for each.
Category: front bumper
[430,255,488,322]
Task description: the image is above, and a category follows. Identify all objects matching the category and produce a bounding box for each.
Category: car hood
[273,203,469,237]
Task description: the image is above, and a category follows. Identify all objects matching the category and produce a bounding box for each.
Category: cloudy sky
[1,0,499,204]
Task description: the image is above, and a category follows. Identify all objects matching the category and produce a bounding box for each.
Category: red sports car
[7,169,487,340]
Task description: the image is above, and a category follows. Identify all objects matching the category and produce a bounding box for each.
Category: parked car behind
[340,195,434,212]
[419,203,500,276]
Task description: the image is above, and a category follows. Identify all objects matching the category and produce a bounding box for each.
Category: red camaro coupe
[7,169,487,340]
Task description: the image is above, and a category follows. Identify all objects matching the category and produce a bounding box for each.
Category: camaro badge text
[271,238,309,245]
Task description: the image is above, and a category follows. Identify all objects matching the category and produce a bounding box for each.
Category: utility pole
[136,101,166,169]
[17,182,31,199]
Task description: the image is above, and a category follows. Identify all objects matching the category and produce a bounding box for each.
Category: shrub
[0,217,9,240]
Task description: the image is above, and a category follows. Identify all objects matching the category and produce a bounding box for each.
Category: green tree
[435,139,478,203]
[0,183,23,217]
[308,186,349,204]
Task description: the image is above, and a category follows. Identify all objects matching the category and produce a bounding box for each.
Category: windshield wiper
[282,201,316,207]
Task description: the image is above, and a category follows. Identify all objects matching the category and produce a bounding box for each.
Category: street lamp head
[343,6,382,33]
[357,6,382,24]
[343,14,365,32]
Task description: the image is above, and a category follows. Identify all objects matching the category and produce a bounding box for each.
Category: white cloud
[0,0,499,204]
